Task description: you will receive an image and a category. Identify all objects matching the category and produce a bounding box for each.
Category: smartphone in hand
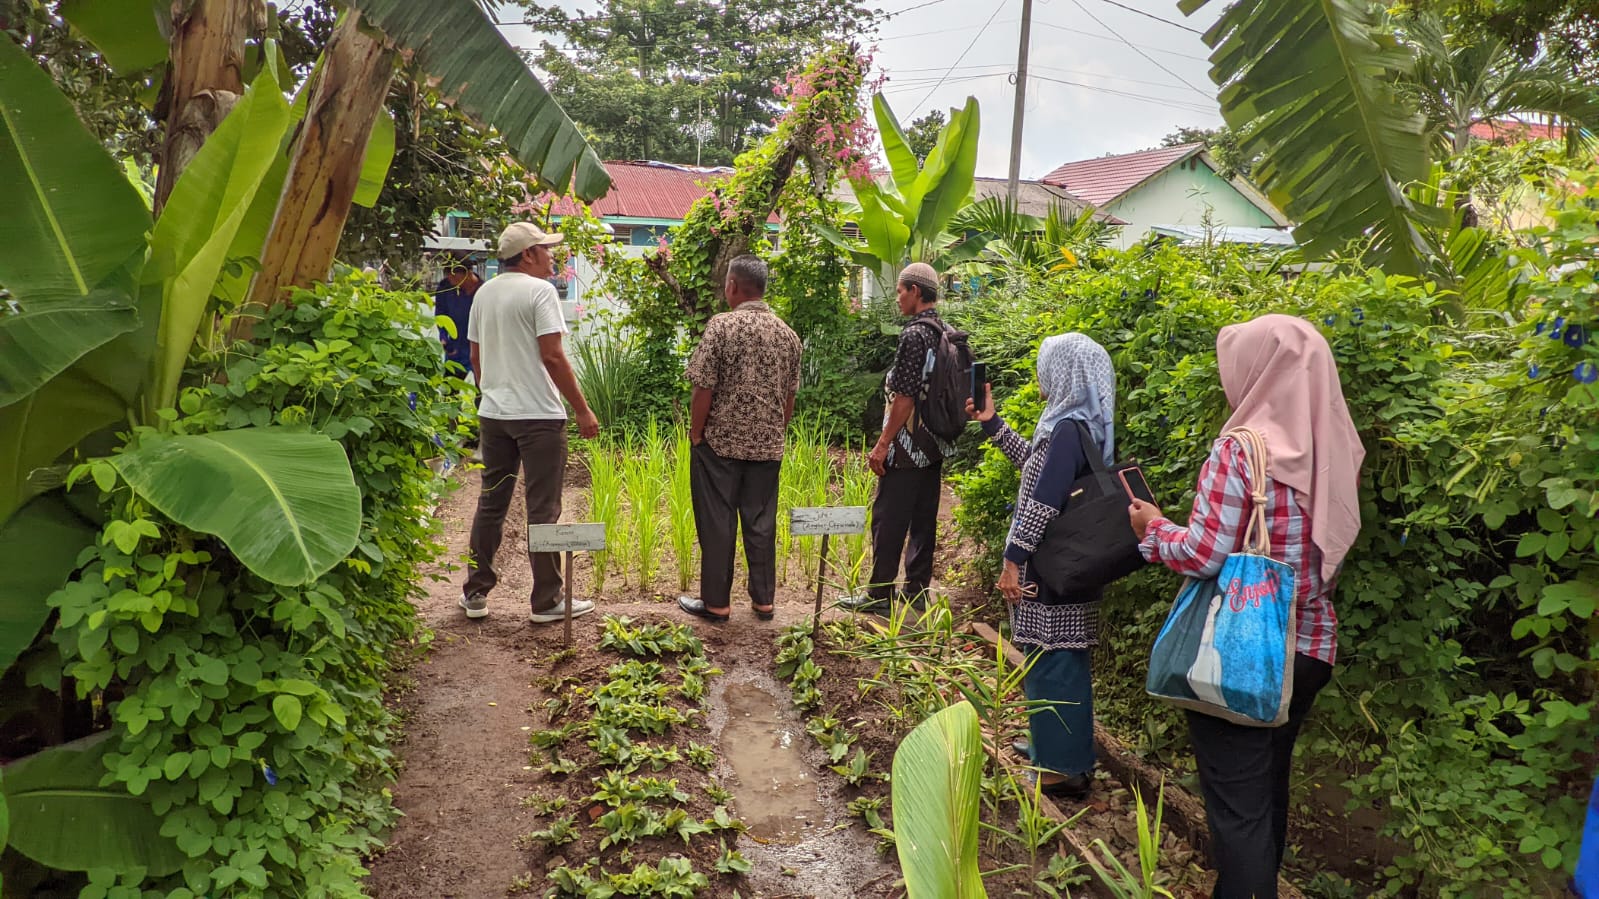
[1118,466,1156,504]
[970,362,987,409]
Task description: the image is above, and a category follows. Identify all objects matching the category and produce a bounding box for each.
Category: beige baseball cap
[497,222,564,259]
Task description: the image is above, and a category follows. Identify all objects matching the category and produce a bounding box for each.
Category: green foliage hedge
[946,187,1598,897]
[18,277,464,897]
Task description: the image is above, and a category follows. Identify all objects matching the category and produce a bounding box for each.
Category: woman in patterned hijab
[1034,333,1115,461]
[968,332,1117,801]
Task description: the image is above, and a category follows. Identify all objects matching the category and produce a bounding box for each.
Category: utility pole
[1006,0,1034,204]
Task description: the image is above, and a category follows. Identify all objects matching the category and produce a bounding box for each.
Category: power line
[877,21,1018,42]
[1030,73,1216,113]
[883,0,958,16]
[1093,0,1204,35]
[880,72,1013,92]
[1065,0,1213,98]
[890,62,1013,73]
[1032,20,1210,62]
[906,0,1009,118]
[880,69,1216,117]
[1033,62,1213,92]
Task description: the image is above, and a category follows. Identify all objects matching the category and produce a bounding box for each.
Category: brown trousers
[465,418,566,612]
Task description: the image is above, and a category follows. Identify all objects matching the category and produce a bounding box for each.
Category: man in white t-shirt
[461,222,600,624]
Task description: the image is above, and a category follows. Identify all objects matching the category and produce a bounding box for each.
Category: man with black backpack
[844,262,972,614]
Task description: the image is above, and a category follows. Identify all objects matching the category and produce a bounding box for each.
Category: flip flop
[750,603,775,622]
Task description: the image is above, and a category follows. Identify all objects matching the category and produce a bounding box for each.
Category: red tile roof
[1468,118,1565,144]
[1039,143,1205,207]
[530,161,777,223]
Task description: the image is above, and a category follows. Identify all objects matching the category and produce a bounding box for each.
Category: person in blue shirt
[434,256,480,376]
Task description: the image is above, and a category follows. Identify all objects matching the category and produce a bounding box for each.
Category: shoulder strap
[1223,427,1271,556]
[1071,420,1107,473]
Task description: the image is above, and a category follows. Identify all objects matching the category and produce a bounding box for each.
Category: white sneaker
[459,591,488,619]
[530,598,595,624]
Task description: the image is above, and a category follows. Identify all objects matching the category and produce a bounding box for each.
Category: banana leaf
[890,700,988,899]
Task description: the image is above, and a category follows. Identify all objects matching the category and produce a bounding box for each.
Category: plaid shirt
[1138,435,1338,665]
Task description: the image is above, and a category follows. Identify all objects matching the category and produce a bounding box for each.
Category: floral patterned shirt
[685,301,802,461]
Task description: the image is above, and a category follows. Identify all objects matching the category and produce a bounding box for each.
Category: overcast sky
[495,0,1229,180]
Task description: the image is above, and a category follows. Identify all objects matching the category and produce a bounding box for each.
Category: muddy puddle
[718,681,827,842]
[706,668,899,897]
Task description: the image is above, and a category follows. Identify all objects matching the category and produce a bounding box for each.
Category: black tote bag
[1027,421,1150,599]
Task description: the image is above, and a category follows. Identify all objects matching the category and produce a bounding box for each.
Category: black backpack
[906,318,973,442]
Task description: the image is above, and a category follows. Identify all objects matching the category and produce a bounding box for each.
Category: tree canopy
[1407,0,1599,73]
[515,0,881,165]
[1159,124,1256,179]
[904,109,945,161]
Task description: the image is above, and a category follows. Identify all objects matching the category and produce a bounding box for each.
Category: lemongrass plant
[667,425,696,592]
[785,417,833,583]
[838,441,876,594]
[622,420,669,593]
[585,444,623,595]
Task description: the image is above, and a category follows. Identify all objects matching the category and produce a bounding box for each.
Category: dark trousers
[465,418,566,612]
[690,442,780,611]
[867,463,942,601]
[1021,646,1095,777]
[1186,653,1334,899]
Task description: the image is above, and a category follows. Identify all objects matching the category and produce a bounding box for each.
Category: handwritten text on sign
[527,523,607,553]
[789,507,867,537]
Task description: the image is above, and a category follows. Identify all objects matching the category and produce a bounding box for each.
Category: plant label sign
[790,507,866,537]
[526,523,607,553]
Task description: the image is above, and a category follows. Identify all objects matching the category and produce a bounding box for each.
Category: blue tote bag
[1145,428,1297,727]
[1575,776,1599,897]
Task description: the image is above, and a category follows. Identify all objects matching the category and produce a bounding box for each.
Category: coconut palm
[1401,9,1599,155]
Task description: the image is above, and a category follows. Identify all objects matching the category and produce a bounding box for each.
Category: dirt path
[365,468,916,898]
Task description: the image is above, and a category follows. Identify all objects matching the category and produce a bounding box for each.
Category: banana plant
[1180,0,1435,275]
[822,94,981,291]
[0,41,362,877]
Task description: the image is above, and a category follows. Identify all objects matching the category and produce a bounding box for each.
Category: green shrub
[29,276,464,896]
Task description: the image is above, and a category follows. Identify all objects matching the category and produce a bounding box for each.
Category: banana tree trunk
[155,0,260,213]
[239,12,394,331]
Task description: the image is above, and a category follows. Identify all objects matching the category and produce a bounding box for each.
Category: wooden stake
[812,532,830,633]
[563,550,574,646]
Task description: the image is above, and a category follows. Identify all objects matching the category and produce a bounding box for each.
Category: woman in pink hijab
[1128,314,1364,899]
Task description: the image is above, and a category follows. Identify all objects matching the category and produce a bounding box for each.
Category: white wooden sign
[789,506,867,537]
[526,523,607,553]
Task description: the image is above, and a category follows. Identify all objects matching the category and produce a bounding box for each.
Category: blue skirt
[1018,644,1095,777]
